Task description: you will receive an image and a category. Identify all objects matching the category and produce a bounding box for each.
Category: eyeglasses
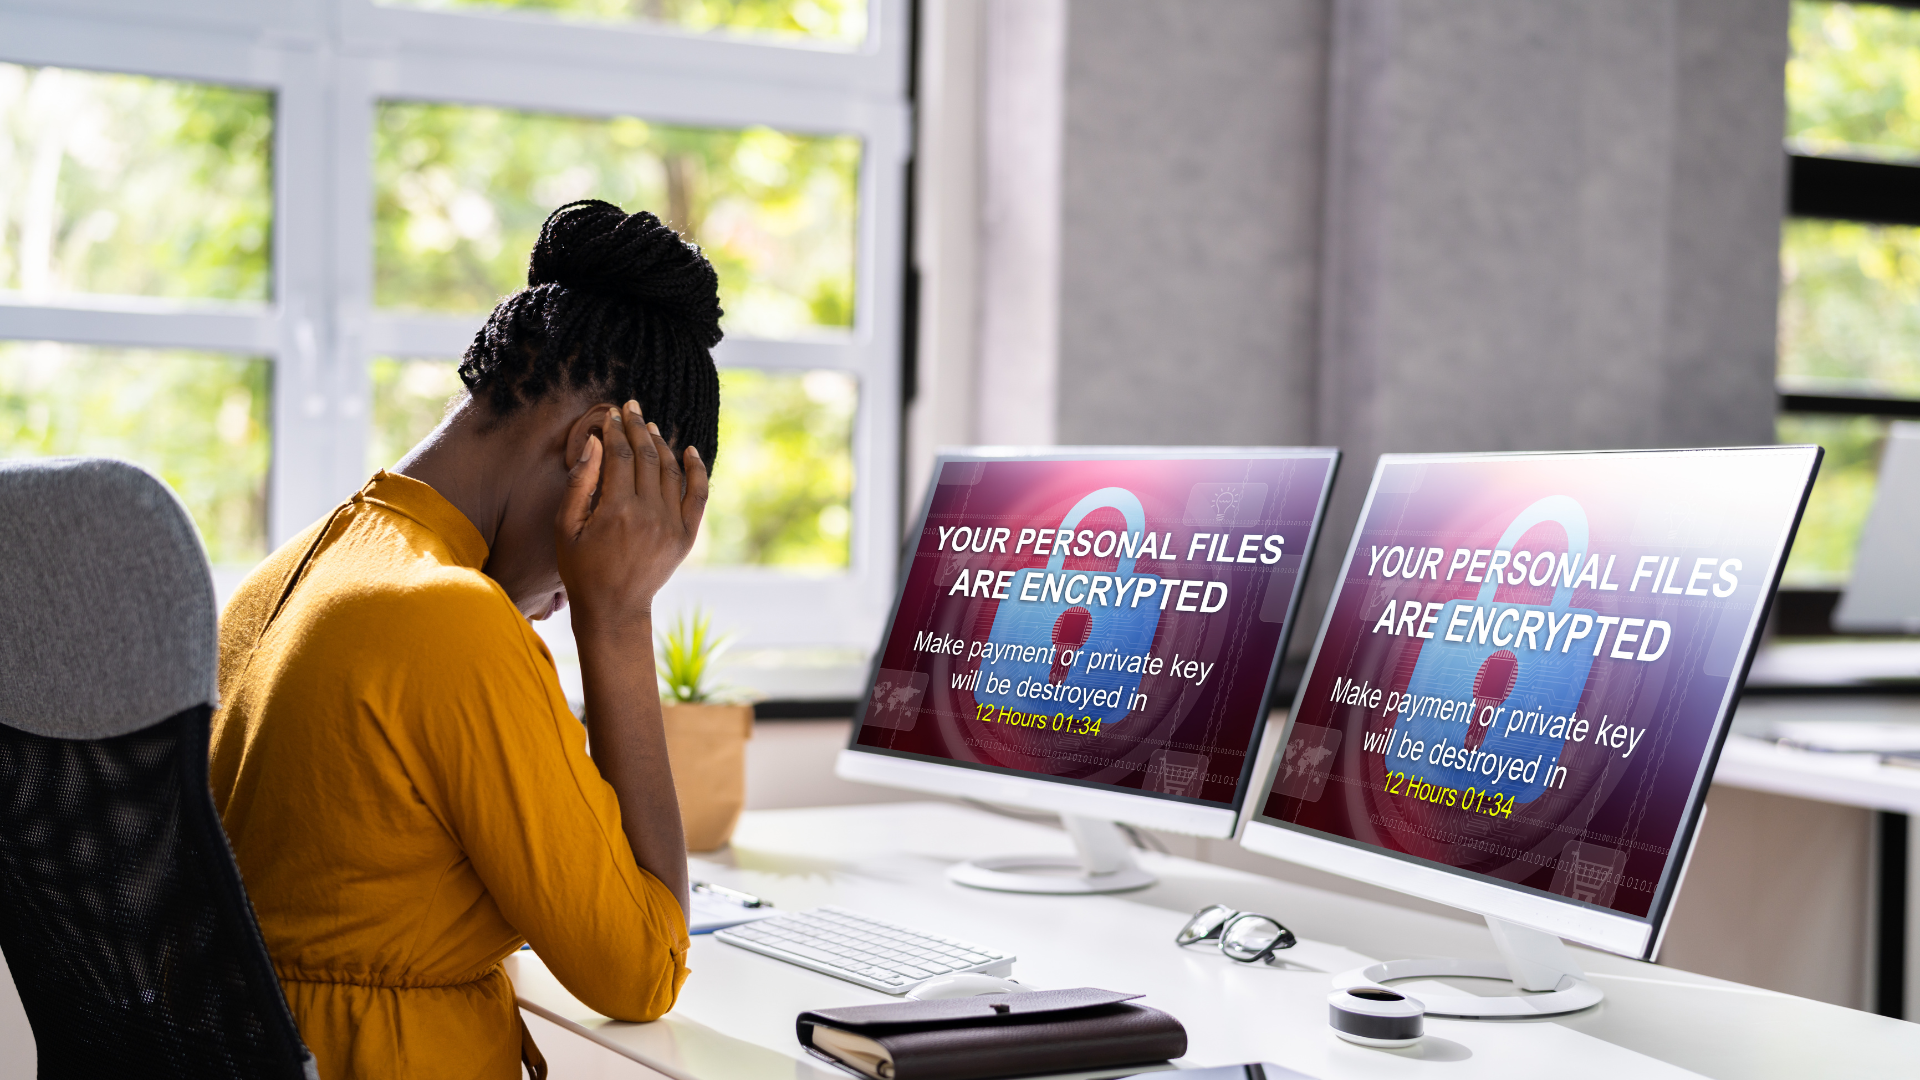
[1174,904,1297,964]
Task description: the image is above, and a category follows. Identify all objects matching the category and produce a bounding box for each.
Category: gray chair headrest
[0,457,219,739]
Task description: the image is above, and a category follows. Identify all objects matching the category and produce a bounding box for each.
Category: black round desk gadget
[1327,985,1424,1048]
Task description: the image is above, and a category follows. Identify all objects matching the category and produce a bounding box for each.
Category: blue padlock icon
[974,487,1163,727]
[1389,495,1596,805]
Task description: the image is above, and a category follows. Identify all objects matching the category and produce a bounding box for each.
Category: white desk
[1714,696,1920,1018]
[509,803,1920,1080]
[1720,697,1920,814]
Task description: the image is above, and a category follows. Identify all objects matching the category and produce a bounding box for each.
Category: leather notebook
[796,988,1187,1080]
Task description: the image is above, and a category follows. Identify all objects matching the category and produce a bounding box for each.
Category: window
[0,341,271,564]
[0,63,272,304]
[373,102,861,336]
[381,0,869,47]
[367,356,462,474]
[0,0,909,696]
[1779,0,1920,605]
[368,360,860,571]
[694,368,856,570]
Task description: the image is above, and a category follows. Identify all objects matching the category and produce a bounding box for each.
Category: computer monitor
[838,447,1339,893]
[1835,421,1920,633]
[1240,447,1820,1018]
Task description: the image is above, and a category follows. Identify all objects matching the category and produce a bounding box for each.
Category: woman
[210,200,717,1079]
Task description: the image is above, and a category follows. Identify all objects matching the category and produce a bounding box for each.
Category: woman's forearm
[554,401,708,922]
[576,612,690,918]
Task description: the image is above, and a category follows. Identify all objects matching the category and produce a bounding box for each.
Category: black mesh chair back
[0,457,316,1079]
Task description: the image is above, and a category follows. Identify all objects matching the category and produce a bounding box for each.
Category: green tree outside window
[384,0,867,47]
[368,359,855,569]
[0,342,271,565]
[0,63,271,301]
[1776,2,1920,588]
[1788,1,1920,162]
[374,102,859,339]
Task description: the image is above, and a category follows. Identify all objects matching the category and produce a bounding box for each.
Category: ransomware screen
[853,452,1338,808]
[1256,448,1818,920]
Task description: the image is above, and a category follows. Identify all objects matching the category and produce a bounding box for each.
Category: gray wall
[1054,0,1787,462]
[1056,0,1328,447]
[1318,0,1786,470]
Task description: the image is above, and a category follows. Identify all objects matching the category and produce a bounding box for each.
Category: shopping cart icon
[1568,859,1611,903]
[1549,840,1628,908]
[1146,750,1209,797]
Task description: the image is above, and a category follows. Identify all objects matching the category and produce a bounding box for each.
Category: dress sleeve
[397,584,691,1021]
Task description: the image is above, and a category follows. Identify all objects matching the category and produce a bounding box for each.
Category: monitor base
[1331,916,1605,1019]
[946,814,1157,894]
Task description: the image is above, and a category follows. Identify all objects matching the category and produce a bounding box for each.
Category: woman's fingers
[558,432,604,540]
[579,399,700,553]
[647,420,682,507]
[600,405,638,502]
[680,445,710,539]
[625,400,661,501]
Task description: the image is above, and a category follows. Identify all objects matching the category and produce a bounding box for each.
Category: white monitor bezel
[839,445,1341,840]
[1239,446,1821,958]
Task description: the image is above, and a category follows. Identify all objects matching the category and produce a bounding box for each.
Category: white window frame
[0,0,910,678]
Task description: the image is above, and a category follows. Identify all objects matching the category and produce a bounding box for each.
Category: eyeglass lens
[1220,915,1292,962]
[1175,904,1237,946]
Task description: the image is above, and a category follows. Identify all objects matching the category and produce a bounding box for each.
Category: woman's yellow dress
[209,472,690,1079]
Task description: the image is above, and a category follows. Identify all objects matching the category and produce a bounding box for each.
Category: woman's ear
[563,402,621,469]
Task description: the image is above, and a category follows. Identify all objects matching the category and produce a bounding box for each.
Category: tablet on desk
[690,881,779,934]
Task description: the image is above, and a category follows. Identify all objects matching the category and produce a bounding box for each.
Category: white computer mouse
[906,974,1033,1000]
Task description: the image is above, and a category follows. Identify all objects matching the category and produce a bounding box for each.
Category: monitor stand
[946,814,1156,894]
[1331,915,1604,1018]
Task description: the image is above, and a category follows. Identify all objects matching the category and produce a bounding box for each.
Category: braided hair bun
[459,199,723,467]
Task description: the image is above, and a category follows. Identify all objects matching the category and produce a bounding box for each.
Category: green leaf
[657,607,736,703]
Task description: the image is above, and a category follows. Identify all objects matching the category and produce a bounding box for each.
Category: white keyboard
[714,906,1016,994]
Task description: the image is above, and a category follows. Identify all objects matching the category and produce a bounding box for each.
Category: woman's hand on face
[555,399,709,637]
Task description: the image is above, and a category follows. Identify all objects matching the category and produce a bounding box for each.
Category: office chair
[0,457,316,1079]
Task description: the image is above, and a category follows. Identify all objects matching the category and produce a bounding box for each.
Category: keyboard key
[784,944,847,965]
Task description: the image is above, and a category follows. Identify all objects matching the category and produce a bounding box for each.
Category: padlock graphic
[974,487,1163,727]
[1389,495,1596,805]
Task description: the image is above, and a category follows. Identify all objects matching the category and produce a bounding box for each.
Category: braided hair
[458,199,723,467]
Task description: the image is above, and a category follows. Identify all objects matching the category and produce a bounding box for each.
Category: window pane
[368,357,464,474]
[382,0,867,47]
[374,102,859,337]
[0,64,272,302]
[1778,413,1887,587]
[1788,1,1920,162]
[366,362,854,570]
[1779,218,1920,398]
[0,341,270,564]
[688,368,855,569]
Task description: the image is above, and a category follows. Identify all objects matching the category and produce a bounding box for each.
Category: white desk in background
[508,802,1919,1080]
[1718,693,1920,1019]
[1721,696,1920,814]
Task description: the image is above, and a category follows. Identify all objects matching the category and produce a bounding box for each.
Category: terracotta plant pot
[661,702,755,852]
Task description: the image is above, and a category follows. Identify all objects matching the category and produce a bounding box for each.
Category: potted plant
[657,609,755,852]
